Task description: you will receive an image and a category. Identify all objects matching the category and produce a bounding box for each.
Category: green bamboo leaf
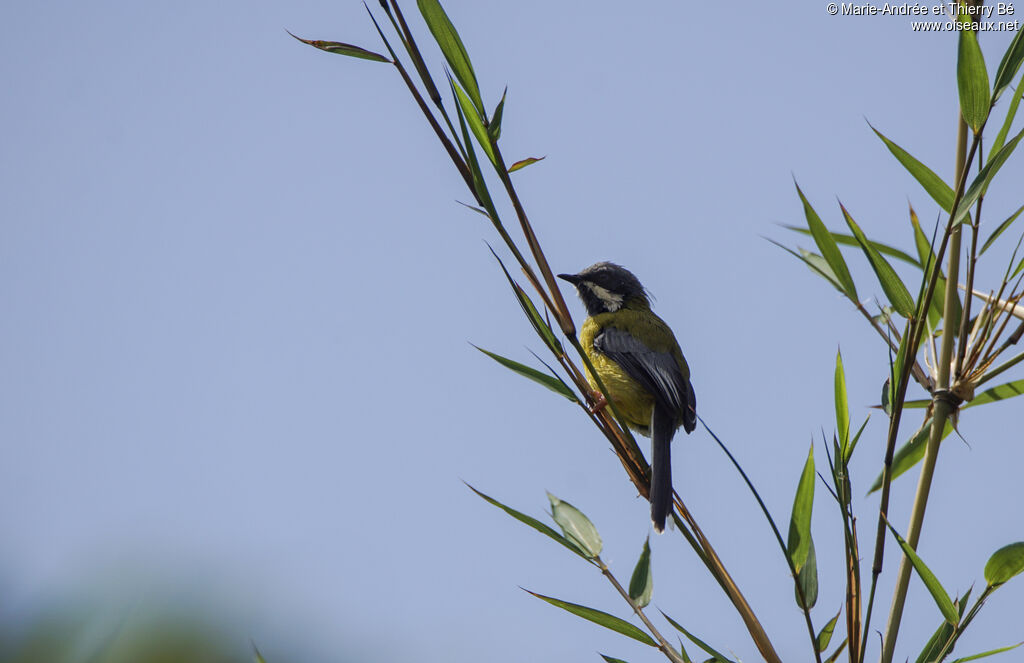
[450,77,498,221]
[916,589,972,663]
[824,639,848,663]
[885,521,959,624]
[488,87,506,143]
[844,415,869,464]
[951,642,1024,663]
[869,418,954,493]
[783,225,920,266]
[980,204,1024,255]
[788,445,816,573]
[287,31,391,62]
[600,656,631,663]
[508,156,546,173]
[660,611,737,663]
[910,206,961,328]
[452,79,497,166]
[796,536,819,609]
[473,345,576,401]
[628,537,653,608]
[870,123,955,212]
[984,542,1024,586]
[417,0,484,117]
[253,644,267,663]
[817,609,841,652]
[487,244,564,355]
[799,249,843,289]
[916,611,955,662]
[882,377,894,416]
[526,590,656,646]
[965,378,1024,408]
[796,182,858,299]
[842,203,916,317]
[767,239,844,293]
[958,28,992,132]
[955,128,1024,225]
[990,70,1024,160]
[466,484,588,558]
[992,26,1024,102]
[548,493,603,558]
[835,349,850,456]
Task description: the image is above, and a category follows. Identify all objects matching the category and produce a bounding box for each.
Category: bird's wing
[594,327,695,431]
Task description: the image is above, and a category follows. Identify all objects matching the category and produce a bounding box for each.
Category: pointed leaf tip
[628,537,653,608]
[526,590,656,646]
[287,30,391,62]
[509,156,546,173]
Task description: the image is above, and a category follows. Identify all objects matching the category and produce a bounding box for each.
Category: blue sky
[2,2,1023,662]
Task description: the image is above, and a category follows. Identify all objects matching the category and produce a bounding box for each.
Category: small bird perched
[558,262,696,532]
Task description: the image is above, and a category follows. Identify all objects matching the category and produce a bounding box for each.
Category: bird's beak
[557,273,580,285]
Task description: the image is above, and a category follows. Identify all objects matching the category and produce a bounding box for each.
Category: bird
[558,262,696,533]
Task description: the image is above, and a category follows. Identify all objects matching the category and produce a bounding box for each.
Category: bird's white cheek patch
[586,283,625,311]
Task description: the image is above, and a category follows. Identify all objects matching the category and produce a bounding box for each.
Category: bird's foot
[587,391,608,415]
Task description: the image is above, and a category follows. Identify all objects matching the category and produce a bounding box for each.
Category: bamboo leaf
[488,87,506,143]
[548,493,603,558]
[916,589,971,663]
[916,613,955,663]
[453,79,497,166]
[796,536,819,609]
[287,32,391,62]
[253,644,267,663]
[788,445,816,572]
[473,345,577,401]
[990,70,1024,160]
[487,244,564,355]
[783,225,919,266]
[660,611,737,663]
[980,204,1024,255]
[600,656,631,663]
[844,415,869,464]
[965,378,1024,409]
[993,26,1024,102]
[628,537,653,608]
[508,156,546,173]
[870,124,955,212]
[796,182,858,299]
[984,542,1024,586]
[526,591,657,646]
[958,28,992,132]
[911,206,960,328]
[955,128,1024,225]
[767,239,844,293]
[951,642,1024,663]
[885,521,959,624]
[835,349,850,457]
[817,609,841,652]
[842,203,916,317]
[466,484,588,558]
[451,77,498,221]
[417,0,484,117]
[869,418,954,493]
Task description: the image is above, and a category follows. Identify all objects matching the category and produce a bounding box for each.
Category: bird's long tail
[650,403,676,533]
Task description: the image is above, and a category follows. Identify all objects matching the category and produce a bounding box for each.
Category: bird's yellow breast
[579,308,688,434]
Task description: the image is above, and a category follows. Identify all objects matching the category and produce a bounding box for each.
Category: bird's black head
[558,262,650,316]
